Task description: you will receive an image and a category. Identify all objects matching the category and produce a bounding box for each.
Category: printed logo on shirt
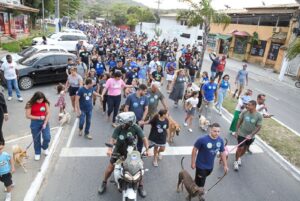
[119,135,124,140]
[163,124,167,129]
[140,100,145,105]
[207,142,212,149]
[154,95,158,99]
[208,86,212,89]
[250,118,256,124]
[245,116,250,122]
[133,102,139,108]
[149,98,155,103]
[216,142,221,148]
[212,86,216,90]
[40,107,46,112]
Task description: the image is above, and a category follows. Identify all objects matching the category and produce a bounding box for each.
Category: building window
[207,34,217,49]
[250,40,267,57]
[180,33,190,38]
[197,36,202,40]
[199,23,203,30]
[268,43,281,61]
[180,20,187,26]
[234,36,248,54]
[238,15,260,26]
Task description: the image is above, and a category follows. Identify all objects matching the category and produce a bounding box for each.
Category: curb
[221,107,300,182]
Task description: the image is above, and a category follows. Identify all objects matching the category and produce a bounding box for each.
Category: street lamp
[42,0,45,33]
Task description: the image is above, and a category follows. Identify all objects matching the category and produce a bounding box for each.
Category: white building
[136,13,204,45]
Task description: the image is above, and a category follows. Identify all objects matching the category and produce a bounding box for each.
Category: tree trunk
[197,22,210,78]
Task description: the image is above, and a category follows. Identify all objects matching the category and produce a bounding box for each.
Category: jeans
[102,95,108,112]
[216,88,227,111]
[6,79,21,98]
[137,124,144,153]
[195,168,212,187]
[79,110,92,135]
[0,114,4,143]
[211,71,216,80]
[160,61,166,71]
[30,120,51,155]
[107,95,121,123]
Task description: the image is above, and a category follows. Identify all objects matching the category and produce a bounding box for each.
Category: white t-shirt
[1,61,17,80]
[149,60,161,73]
[256,104,268,116]
[186,97,199,107]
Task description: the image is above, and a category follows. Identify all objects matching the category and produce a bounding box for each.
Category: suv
[32,32,92,52]
[17,52,77,90]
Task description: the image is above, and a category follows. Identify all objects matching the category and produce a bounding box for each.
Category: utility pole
[55,0,60,33]
[42,0,45,33]
[155,0,162,28]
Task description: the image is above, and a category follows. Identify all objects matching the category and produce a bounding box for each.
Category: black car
[17,52,76,90]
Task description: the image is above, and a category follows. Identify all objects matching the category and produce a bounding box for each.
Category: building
[136,13,204,45]
[209,4,299,73]
[0,0,38,38]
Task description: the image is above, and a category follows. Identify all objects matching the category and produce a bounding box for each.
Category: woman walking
[25,92,51,161]
[65,66,83,111]
[0,92,8,143]
[169,69,188,107]
[215,75,231,115]
[184,91,199,132]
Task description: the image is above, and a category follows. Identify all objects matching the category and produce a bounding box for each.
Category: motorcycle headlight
[124,171,142,182]
[124,172,133,181]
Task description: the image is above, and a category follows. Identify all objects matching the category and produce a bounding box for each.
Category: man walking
[0,55,23,102]
[233,64,248,99]
[208,53,219,80]
[191,123,228,190]
[234,100,262,171]
[215,55,226,83]
[124,84,149,153]
[75,78,101,140]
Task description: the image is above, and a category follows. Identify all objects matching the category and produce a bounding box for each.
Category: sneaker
[5,192,11,201]
[112,123,118,128]
[98,181,107,194]
[233,161,239,171]
[183,122,188,127]
[138,185,147,198]
[237,158,242,166]
[231,132,236,136]
[7,96,12,101]
[34,154,41,161]
[43,149,49,156]
[79,129,83,136]
[158,154,163,160]
[84,134,93,140]
[188,128,193,132]
[17,97,23,102]
[153,160,158,167]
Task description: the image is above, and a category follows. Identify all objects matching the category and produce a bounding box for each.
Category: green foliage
[287,37,300,60]
[2,37,35,53]
[153,27,162,38]
[250,31,259,45]
[60,0,81,17]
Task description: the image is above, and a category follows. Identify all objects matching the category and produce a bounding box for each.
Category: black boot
[138,185,147,198]
[98,181,107,194]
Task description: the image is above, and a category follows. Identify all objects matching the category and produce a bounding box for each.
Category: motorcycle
[105,142,154,201]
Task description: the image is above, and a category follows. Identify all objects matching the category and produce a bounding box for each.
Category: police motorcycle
[105,112,154,201]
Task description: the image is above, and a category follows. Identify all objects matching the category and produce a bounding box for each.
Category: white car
[32,32,93,52]
[0,45,68,67]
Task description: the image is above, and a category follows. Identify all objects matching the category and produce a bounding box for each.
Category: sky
[133,0,297,10]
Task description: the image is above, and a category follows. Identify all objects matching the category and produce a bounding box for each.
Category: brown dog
[167,115,181,143]
[198,115,210,131]
[12,145,28,173]
[177,157,205,201]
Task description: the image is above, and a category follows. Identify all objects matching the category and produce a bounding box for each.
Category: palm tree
[177,0,231,71]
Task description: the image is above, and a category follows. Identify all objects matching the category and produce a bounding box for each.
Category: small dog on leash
[167,116,181,144]
[59,112,71,126]
[12,145,28,173]
[199,115,210,131]
[177,157,205,201]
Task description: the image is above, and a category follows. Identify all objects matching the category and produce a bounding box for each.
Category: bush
[1,36,34,53]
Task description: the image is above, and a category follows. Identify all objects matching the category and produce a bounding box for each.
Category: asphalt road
[35,86,300,201]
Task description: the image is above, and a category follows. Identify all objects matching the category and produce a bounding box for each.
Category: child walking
[184,91,199,133]
[0,141,15,201]
[55,83,66,119]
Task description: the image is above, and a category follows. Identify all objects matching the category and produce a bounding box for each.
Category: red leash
[228,138,248,153]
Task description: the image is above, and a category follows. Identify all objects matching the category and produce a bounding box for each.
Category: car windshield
[20,56,39,66]
[49,33,60,39]
[18,47,38,57]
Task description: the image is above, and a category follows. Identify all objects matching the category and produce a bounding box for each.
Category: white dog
[59,112,71,126]
[199,115,210,131]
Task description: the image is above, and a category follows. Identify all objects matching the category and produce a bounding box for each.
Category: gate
[286,55,300,76]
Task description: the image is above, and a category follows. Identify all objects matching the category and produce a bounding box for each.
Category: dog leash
[228,138,248,153]
[25,128,44,151]
[205,172,227,193]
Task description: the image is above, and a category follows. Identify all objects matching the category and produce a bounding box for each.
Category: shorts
[69,86,79,96]
[186,107,196,116]
[149,140,166,147]
[237,135,254,147]
[215,71,224,79]
[237,81,245,89]
[0,173,13,187]
[166,74,175,81]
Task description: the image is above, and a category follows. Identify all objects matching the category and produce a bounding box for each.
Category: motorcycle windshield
[123,151,144,175]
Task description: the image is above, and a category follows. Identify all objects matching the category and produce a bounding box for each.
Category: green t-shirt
[239,111,263,138]
[112,124,145,154]
[146,89,164,114]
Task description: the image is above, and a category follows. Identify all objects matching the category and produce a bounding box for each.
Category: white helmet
[116,112,136,126]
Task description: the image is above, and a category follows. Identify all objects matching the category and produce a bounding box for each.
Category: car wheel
[19,76,33,90]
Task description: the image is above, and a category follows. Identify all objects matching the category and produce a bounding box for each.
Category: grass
[223,96,300,168]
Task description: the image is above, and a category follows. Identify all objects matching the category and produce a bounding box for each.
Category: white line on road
[23,126,63,201]
[255,88,279,101]
[66,118,79,148]
[59,145,263,158]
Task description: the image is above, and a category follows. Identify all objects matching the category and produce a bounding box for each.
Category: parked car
[32,32,93,52]
[17,52,77,90]
[0,45,68,67]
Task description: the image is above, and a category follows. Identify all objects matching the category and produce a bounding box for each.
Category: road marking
[66,118,78,148]
[255,88,279,101]
[24,127,63,201]
[59,145,263,158]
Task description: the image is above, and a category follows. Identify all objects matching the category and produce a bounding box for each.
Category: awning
[216,34,232,41]
[233,31,250,37]
[271,32,287,43]
[0,2,39,13]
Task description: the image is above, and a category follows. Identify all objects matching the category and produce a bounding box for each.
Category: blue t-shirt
[77,87,94,111]
[126,71,138,85]
[220,80,230,90]
[0,152,11,175]
[108,60,117,69]
[138,65,148,79]
[125,93,149,121]
[166,62,176,75]
[202,82,218,101]
[237,70,248,83]
[194,135,225,170]
[95,62,106,76]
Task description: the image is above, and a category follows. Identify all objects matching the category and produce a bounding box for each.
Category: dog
[167,116,181,144]
[59,112,71,126]
[119,104,126,113]
[177,157,205,201]
[12,145,28,173]
[198,115,210,131]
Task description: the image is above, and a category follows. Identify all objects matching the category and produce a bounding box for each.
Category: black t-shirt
[79,51,91,66]
[151,71,164,82]
[148,117,169,145]
[110,66,127,75]
[189,65,199,76]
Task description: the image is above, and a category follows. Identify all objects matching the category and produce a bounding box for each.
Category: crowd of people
[0,22,273,201]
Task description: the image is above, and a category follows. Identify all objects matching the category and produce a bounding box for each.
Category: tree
[287,38,300,60]
[110,3,128,26]
[177,0,231,72]
[59,0,81,17]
